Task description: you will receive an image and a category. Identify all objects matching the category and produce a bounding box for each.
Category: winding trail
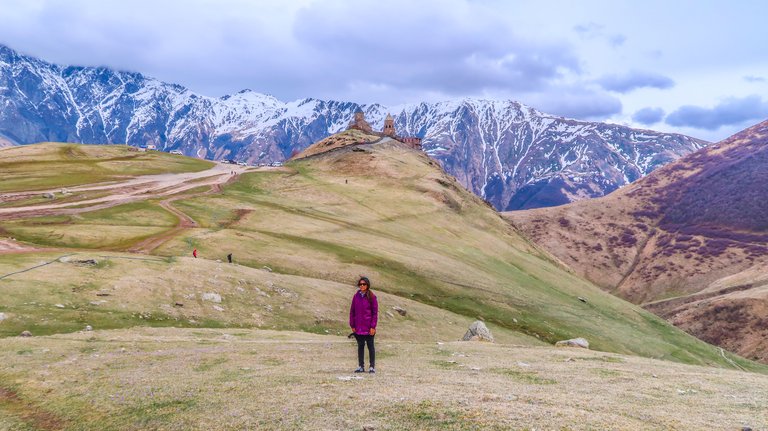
[126,177,239,254]
[0,164,250,220]
[614,229,656,294]
[0,163,251,255]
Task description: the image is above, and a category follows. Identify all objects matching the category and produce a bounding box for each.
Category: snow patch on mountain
[0,44,709,210]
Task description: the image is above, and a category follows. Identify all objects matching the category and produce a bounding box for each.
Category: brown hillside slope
[504,119,768,362]
[292,129,384,159]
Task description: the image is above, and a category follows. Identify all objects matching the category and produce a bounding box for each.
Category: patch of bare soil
[127,171,246,254]
[0,238,42,254]
[0,386,67,430]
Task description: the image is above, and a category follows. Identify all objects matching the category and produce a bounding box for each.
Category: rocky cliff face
[0,44,708,209]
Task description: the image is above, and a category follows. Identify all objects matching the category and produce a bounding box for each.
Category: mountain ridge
[0,43,708,210]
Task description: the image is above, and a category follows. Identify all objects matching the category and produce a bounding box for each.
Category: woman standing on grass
[349,276,378,373]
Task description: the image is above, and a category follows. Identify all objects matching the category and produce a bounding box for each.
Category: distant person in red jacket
[193,248,198,258]
[349,276,378,373]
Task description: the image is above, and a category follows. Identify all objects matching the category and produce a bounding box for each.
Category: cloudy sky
[1,0,766,141]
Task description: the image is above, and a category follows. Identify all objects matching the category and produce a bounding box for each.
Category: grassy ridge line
[0,143,213,193]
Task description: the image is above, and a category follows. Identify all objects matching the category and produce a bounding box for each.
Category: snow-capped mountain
[0,44,708,209]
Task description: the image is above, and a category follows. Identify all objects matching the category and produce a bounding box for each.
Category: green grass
[431,360,461,369]
[74,201,179,227]
[385,400,476,431]
[2,201,180,250]
[489,368,558,385]
[193,357,229,372]
[2,224,169,249]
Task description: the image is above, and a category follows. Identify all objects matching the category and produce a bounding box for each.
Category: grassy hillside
[3,138,768,430]
[504,120,768,362]
[0,137,762,370]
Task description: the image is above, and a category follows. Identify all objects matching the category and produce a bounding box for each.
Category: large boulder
[555,337,589,349]
[202,292,222,303]
[462,320,494,342]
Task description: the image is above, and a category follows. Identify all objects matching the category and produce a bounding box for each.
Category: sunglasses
[358,282,368,286]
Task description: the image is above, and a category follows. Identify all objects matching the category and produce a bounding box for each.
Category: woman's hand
[369,328,376,336]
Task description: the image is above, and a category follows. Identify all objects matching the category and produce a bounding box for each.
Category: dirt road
[0,163,249,220]
[0,163,249,254]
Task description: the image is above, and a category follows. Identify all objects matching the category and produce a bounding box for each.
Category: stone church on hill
[347,110,422,150]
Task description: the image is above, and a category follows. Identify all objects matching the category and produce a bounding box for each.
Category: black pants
[354,334,375,368]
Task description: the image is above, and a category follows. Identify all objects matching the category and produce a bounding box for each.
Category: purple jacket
[349,290,378,335]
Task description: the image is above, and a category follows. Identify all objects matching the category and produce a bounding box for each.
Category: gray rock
[20,330,32,337]
[392,306,407,316]
[555,337,589,349]
[84,325,93,331]
[0,312,6,322]
[462,320,494,342]
[202,292,222,303]
[42,192,55,199]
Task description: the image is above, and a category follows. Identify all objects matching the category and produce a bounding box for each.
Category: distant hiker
[193,248,198,258]
[349,276,378,373]
[227,253,232,263]
[345,179,348,184]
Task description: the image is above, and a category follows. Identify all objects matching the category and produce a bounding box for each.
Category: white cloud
[0,0,766,140]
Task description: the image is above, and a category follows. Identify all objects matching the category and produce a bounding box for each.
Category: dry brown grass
[293,130,383,160]
[1,327,766,430]
[503,123,768,364]
[0,252,537,345]
[3,138,767,428]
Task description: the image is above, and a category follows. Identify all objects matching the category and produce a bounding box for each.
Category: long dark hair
[358,276,374,302]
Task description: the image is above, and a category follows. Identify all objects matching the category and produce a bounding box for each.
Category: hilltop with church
[346,111,422,149]
[292,111,423,160]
